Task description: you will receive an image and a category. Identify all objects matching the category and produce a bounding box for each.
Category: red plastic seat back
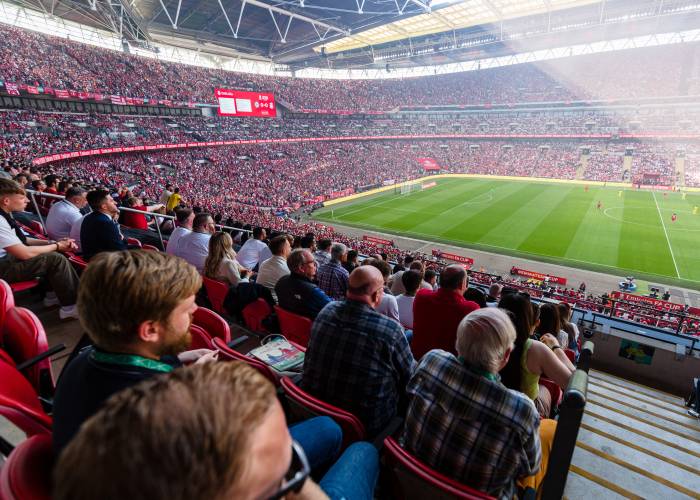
[382,436,494,500]
[211,337,278,386]
[274,306,313,347]
[539,377,563,411]
[2,307,54,398]
[142,244,160,251]
[8,281,40,294]
[125,237,142,248]
[28,221,45,237]
[242,299,272,333]
[0,357,52,436]
[564,348,576,364]
[280,377,365,450]
[202,277,228,315]
[0,279,15,343]
[193,307,231,343]
[0,434,53,500]
[188,324,213,350]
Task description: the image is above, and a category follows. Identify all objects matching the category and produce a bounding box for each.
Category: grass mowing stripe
[652,192,681,278]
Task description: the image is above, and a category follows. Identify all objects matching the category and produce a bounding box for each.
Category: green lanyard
[458,356,500,382]
[90,350,174,373]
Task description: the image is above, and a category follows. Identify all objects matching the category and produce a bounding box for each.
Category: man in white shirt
[0,179,80,319]
[256,235,291,301]
[69,214,86,253]
[174,212,215,273]
[159,184,173,207]
[165,208,194,255]
[235,227,271,270]
[45,187,88,241]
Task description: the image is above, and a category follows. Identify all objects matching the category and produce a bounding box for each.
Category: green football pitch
[314,177,700,288]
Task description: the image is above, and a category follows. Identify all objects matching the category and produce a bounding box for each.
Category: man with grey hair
[316,242,349,301]
[401,307,554,499]
[486,283,502,307]
[275,248,331,319]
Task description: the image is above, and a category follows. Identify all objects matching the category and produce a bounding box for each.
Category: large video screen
[214,88,277,117]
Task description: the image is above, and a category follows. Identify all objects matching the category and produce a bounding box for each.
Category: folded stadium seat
[141,244,160,251]
[202,277,229,315]
[0,357,52,437]
[274,306,312,347]
[211,337,277,385]
[67,255,88,274]
[126,237,142,248]
[382,436,494,500]
[0,434,52,500]
[280,376,365,450]
[2,307,55,401]
[188,324,214,351]
[242,298,272,334]
[6,278,40,296]
[192,307,231,343]
[539,378,563,414]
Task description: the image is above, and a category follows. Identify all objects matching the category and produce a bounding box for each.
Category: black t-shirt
[52,347,179,456]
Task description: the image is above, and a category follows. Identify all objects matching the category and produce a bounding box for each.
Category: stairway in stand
[564,369,700,499]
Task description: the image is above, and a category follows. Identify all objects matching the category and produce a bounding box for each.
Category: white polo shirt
[174,231,211,273]
[45,199,82,241]
[69,215,86,252]
[0,216,23,259]
[165,226,191,255]
[235,238,272,270]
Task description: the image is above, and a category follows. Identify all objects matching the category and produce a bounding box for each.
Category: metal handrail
[25,190,251,249]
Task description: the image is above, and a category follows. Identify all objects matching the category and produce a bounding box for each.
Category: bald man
[302,266,416,437]
[412,264,480,359]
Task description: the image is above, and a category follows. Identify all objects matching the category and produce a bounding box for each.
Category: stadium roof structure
[7,0,700,70]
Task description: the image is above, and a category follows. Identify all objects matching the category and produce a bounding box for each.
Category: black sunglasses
[268,440,310,500]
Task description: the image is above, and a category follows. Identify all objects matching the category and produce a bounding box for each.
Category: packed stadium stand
[2,0,700,498]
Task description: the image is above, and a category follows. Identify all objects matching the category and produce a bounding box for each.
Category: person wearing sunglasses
[54,362,379,500]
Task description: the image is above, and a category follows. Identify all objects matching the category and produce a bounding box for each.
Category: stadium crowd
[0,22,698,109]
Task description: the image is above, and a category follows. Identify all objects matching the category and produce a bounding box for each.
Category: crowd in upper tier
[1,22,699,109]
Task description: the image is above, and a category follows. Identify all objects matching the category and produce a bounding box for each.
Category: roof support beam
[244,0,349,36]
[481,0,504,20]
[407,0,431,13]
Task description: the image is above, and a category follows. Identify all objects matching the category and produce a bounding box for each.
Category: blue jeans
[319,442,379,500]
[289,416,342,472]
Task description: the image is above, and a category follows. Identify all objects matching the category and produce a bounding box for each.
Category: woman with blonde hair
[203,232,250,287]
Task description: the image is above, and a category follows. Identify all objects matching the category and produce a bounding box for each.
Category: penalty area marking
[652,192,681,279]
[602,207,700,232]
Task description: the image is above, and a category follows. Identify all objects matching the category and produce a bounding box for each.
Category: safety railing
[541,341,594,500]
[25,190,251,250]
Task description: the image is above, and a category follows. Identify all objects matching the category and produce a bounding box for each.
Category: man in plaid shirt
[302,265,416,436]
[401,307,555,499]
[316,242,349,301]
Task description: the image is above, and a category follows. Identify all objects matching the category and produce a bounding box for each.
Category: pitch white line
[652,192,681,279]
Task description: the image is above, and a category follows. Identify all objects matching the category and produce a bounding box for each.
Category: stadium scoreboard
[214,88,276,117]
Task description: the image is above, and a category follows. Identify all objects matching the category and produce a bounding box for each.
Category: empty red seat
[280,376,365,450]
[0,279,16,342]
[193,307,231,343]
[28,220,45,237]
[0,434,53,500]
[275,306,313,347]
[242,298,272,333]
[2,307,55,399]
[0,356,52,436]
[141,244,160,251]
[125,237,142,248]
[539,377,563,412]
[188,324,213,350]
[564,348,576,363]
[202,277,228,315]
[382,436,494,500]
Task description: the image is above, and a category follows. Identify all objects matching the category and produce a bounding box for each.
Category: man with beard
[52,251,344,474]
[51,250,214,455]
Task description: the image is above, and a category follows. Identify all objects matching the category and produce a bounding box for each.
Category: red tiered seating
[192,307,231,343]
[0,357,52,436]
[382,436,494,500]
[2,307,55,399]
[274,306,312,347]
[0,434,53,500]
[202,277,228,315]
[211,337,277,385]
[280,376,365,450]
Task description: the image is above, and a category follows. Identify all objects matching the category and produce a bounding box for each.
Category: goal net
[399,182,422,195]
